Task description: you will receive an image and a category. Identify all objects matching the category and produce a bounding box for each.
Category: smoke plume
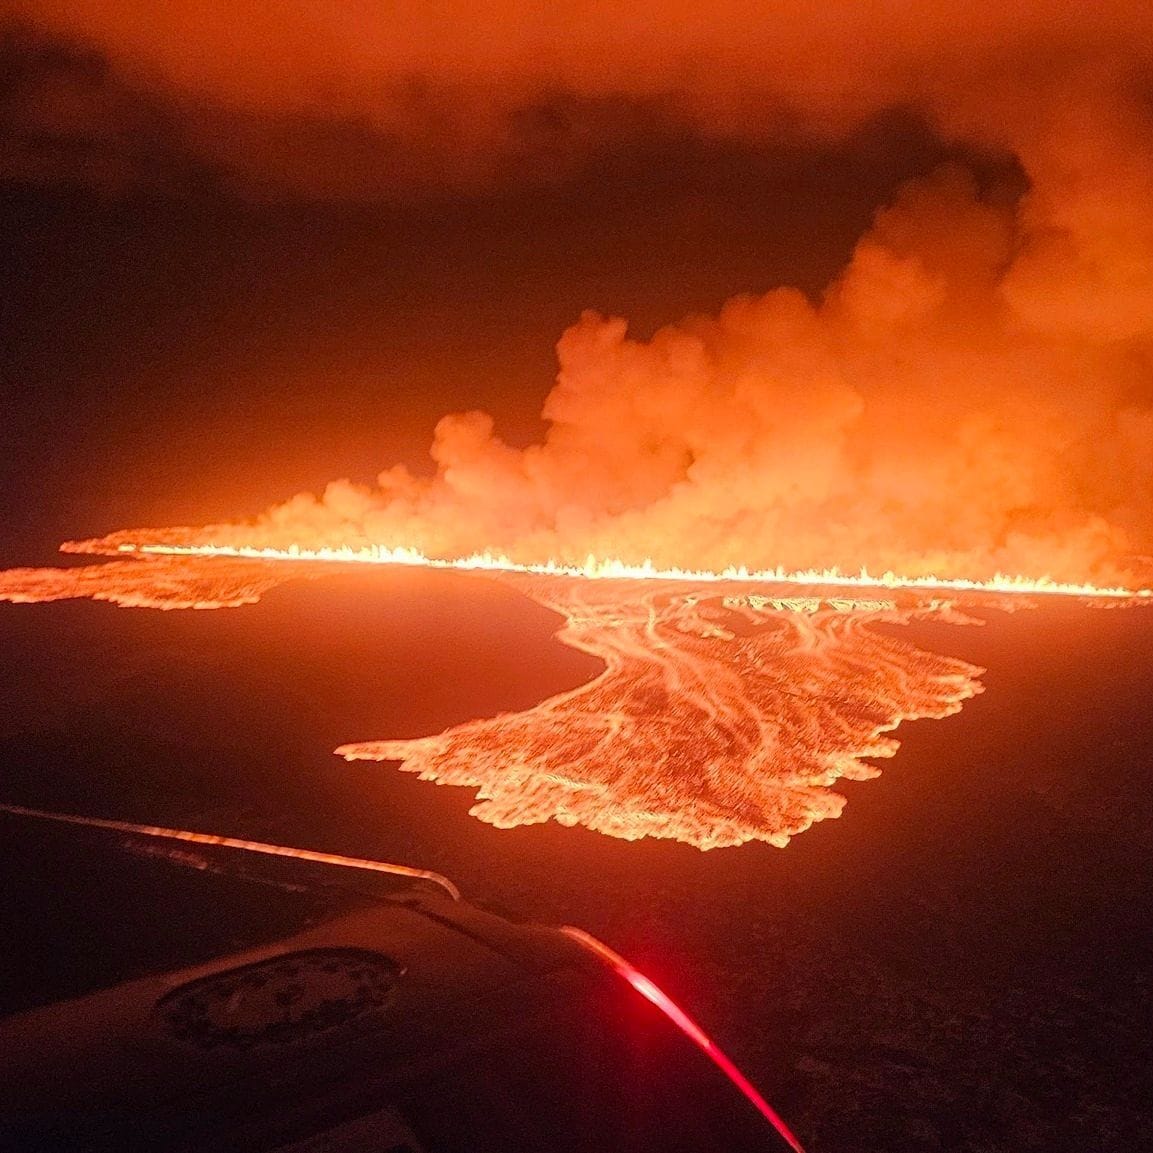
[74,157,1153,581]
[7,3,1153,578]
[5,3,1153,200]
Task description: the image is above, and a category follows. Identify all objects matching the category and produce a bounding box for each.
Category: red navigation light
[560,926,806,1153]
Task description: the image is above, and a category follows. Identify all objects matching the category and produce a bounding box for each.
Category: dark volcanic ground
[1,570,1151,1153]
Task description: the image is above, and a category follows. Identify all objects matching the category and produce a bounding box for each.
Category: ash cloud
[8,3,1153,579]
[6,4,1153,202]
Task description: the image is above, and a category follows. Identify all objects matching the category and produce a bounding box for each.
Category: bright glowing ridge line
[559,926,806,1152]
[114,541,1153,599]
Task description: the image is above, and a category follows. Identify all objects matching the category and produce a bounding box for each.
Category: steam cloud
[8,4,1153,578]
[81,160,1153,581]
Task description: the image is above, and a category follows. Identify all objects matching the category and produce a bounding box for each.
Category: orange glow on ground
[0,538,1147,850]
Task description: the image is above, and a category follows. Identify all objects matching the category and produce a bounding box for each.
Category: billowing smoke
[75,158,1153,581]
[8,3,1153,579]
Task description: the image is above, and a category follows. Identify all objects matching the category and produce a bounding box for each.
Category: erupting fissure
[1,537,995,849]
[100,540,1153,601]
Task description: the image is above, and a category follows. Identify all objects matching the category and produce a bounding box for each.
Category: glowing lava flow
[0,554,325,610]
[338,576,985,849]
[2,536,1146,849]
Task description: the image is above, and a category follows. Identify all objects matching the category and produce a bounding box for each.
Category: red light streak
[560,926,806,1153]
